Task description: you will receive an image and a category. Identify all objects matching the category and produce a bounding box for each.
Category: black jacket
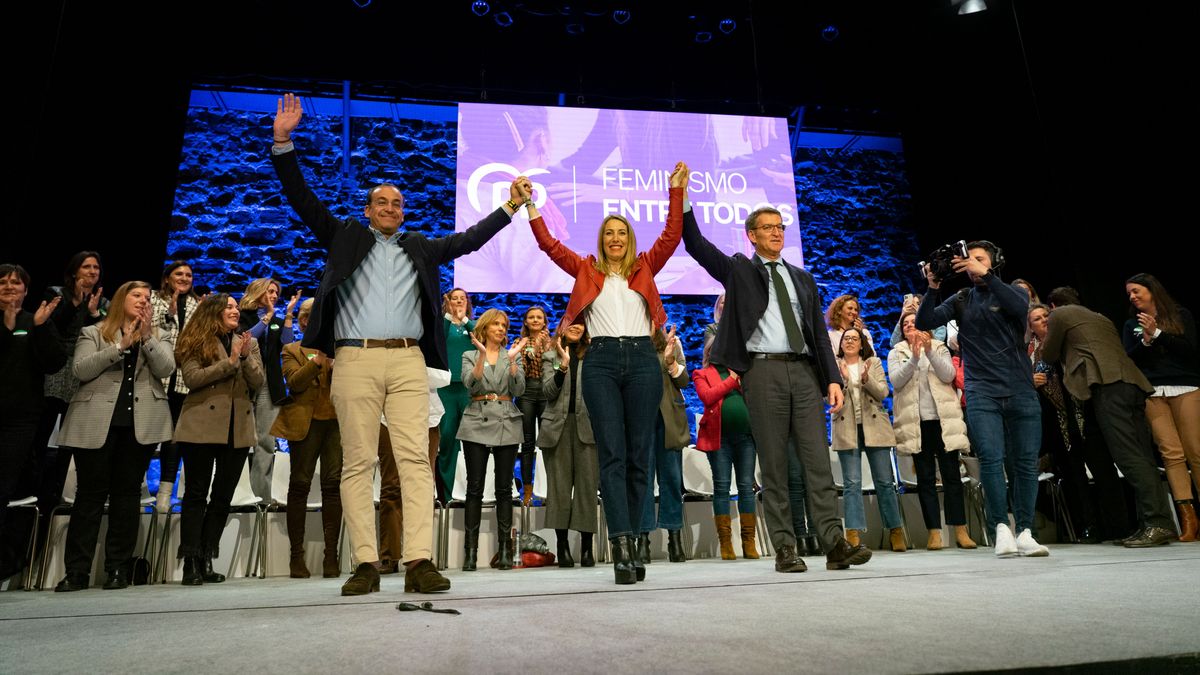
[238,308,288,404]
[271,147,512,367]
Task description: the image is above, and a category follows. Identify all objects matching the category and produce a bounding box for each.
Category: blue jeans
[838,426,902,532]
[641,417,684,531]
[582,336,662,539]
[786,445,809,536]
[964,390,1041,532]
[706,430,757,517]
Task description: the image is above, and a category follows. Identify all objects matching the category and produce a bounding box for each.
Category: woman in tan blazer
[173,294,264,586]
[269,299,342,579]
[456,309,526,571]
[831,328,904,551]
[54,281,175,591]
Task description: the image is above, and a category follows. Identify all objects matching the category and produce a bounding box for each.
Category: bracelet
[273,138,291,144]
[524,200,536,209]
[504,199,518,212]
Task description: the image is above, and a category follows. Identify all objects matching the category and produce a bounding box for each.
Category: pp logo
[467,163,549,213]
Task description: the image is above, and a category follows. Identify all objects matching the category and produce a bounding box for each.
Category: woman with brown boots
[270,299,343,578]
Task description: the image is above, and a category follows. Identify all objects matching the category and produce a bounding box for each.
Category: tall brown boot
[286,500,310,578]
[322,487,343,578]
[1176,500,1198,542]
[739,513,761,559]
[714,515,735,560]
[845,529,861,547]
[954,525,978,549]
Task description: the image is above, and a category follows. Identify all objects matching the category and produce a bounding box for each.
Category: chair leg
[21,509,40,591]
[37,504,70,591]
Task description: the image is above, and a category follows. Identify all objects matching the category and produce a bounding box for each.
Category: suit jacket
[271,147,512,365]
[831,357,896,450]
[528,188,683,332]
[537,350,594,448]
[658,342,691,449]
[57,325,176,449]
[174,339,266,447]
[239,308,289,404]
[1041,304,1153,401]
[270,341,334,442]
[681,210,842,389]
[456,349,526,446]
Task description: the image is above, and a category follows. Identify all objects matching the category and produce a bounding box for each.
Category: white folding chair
[6,496,40,590]
[225,455,265,578]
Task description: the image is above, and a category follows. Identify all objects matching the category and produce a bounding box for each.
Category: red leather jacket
[691,364,742,452]
[529,188,683,332]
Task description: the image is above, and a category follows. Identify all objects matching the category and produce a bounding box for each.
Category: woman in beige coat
[830,328,904,551]
[173,294,264,586]
[888,312,976,550]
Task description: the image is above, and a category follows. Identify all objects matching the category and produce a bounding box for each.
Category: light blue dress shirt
[745,254,808,356]
[334,227,423,341]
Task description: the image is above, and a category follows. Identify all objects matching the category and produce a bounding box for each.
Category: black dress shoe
[54,572,90,592]
[667,530,687,563]
[341,562,381,596]
[805,534,824,555]
[102,569,129,590]
[610,537,636,585]
[404,559,451,593]
[826,536,872,570]
[795,536,812,557]
[637,533,652,564]
[181,557,204,586]
[202,557,226,583]
[630,536,646,581]
[1123,526,1177,548]
[774,545,808,573]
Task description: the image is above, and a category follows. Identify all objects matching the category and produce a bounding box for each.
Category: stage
[3,543,1198,673]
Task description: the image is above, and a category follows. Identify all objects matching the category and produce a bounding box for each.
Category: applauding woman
[457,309,526,571]
[527,162,687,584]
[54,281,175,591]
[149,260,201,512]
[173,294,264,585]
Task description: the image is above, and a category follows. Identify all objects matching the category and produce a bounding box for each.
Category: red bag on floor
[520,551,555,568]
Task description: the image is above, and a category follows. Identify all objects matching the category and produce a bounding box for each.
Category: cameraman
[916,241,1049,557]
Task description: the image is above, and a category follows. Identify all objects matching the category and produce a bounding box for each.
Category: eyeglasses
[755,223,787,233]
[842,335,861,343]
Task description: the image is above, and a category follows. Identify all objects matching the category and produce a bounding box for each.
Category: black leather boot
[579,532,595,567]
[181,557,204,586]
[630,535,646,581]
[496,537,514,570]
[667,530,687,562]
[463,523,479,571]
[610,536,636,585]
[202,556,226,583]
[637,532,652,564]
[805,534,823,555]
[556,529,575,568]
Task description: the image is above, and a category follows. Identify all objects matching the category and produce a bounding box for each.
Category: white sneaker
[1016,529,1050,557]
[994,523,1018,557]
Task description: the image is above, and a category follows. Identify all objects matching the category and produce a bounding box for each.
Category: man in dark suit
[1042,287,1178,547]
[682,206,871,572]
[271,93,531,594]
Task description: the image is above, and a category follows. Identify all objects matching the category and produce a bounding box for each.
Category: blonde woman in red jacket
[525,163,688,585]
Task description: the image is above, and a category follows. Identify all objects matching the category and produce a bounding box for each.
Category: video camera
[919,240,968,283]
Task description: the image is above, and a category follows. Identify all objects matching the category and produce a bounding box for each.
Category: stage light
[471,1,490,17]
[352,0,371,7]
[566,22,585,35]
[694,31,712,44]
[612,9,631,25]
[951,0,988,15]
[821,24,839,42]
[718,18,736,34]
[494,11,513,27]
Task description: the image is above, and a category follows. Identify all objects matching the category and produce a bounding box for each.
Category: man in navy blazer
[271,93,530,595]
[683,205,871,572]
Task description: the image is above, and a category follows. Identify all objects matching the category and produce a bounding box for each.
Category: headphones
[968,240,1005,272]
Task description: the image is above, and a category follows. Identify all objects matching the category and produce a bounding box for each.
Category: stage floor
[2,543,1198,674]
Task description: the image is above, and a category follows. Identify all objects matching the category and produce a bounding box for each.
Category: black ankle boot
[202,557,226,583]
[557,532,575,568]
[462,548,478,571]
[580,532,595,567]
[181,557,203,586]
[805,534,823,555]
[630,535,646,581]
[637,532,652,564]
[667,530,687,562]
[610,537,636,585]
[497,538,514,570]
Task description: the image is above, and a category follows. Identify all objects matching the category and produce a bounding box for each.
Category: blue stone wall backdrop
[167,103,917,447]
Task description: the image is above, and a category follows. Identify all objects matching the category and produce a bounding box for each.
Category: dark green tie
[767,261,805,355]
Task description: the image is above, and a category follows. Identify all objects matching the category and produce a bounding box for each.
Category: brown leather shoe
[774,545,808,573]
[954,525,978,549]
[404,559,451,593]
[378,559,400,575]
[826,536,872,570]
[323,554,341,578]
[340,562,380,596]
[1176,501,1198,542]
[927,529,944,551]
[1123,526,1177,548]
[289,554,311,579]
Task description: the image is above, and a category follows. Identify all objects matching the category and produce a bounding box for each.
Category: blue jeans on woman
[582,336,662,539]
[641,417,684,531]
[707,430,757,517]
[838,425,902,532]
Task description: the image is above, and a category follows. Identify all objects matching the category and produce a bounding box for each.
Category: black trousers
[1090,382,1175,531]
[177,442,246,558]
[157,391,187,486]
[462,441,518,546]
[35,398,71,514]
[0,413,41,570]
[913,420,968,529]
[517,394,546,487]
[62,428,154,576]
